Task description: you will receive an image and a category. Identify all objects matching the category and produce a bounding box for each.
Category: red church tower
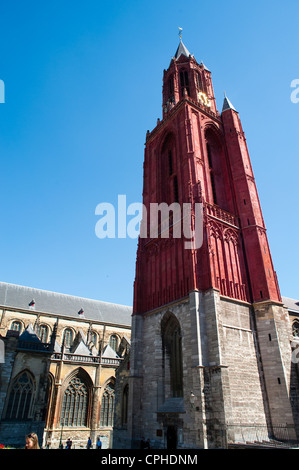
[133,37,281,314]
[128,35,296,449]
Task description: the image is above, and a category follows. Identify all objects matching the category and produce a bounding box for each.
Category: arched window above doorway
[161,312,183,398]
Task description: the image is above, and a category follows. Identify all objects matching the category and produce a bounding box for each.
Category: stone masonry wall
[130,290,276,448]
[219,297,269,428]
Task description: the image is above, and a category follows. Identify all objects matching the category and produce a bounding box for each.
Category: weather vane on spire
[178,27,183,40]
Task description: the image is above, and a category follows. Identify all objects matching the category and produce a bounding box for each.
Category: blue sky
[0,0,298,307]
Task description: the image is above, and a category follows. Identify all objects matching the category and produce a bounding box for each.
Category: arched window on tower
[207,142,217,205]
[168,75,174,103]
[161,313,183,398]
[196,71,207,94]
[100,382,115,427]
[161,133,178,205]
[196,71,203,91]
[121,384,129,427]
[5,371,35,420]
[180,70,189,97]
[205,128,233,212]
[173,176,179,203]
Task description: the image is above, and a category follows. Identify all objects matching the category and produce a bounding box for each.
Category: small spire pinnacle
[222,94,237,113]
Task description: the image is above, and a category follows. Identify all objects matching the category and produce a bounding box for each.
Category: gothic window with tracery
[60,376,89,427]
[161,313,183,398]
[196,72,202,91]
[293,321,299,338]
[5,371,34,420]
[100,383,115,427]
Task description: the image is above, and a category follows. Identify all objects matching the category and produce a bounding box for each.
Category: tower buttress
[221,101,281,303]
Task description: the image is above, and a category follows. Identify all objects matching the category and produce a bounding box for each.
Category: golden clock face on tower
[197,92,211,107]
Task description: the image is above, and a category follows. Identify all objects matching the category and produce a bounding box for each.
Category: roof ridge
[0,281,132,309]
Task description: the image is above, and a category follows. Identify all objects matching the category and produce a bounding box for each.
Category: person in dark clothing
[96,437,102,449]
[66,438,72,449]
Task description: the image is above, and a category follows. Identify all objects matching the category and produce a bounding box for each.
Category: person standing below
[140,437,146,449]
[24,433,40,449]
[66,437,72,449]
[96,437,102,449]
[87,437,92,449]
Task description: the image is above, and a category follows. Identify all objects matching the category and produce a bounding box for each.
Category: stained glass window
[100,383,115,427]
[60,376,89,427]
[293,321,299,338]
[5,371,34,420]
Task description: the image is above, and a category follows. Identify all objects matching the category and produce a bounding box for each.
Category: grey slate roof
[174,39,191,59]
[282,296,299,314]
[0,282,132,327]
[102,344,120,359]
[222,95,237,113]
[1,282,296,326]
